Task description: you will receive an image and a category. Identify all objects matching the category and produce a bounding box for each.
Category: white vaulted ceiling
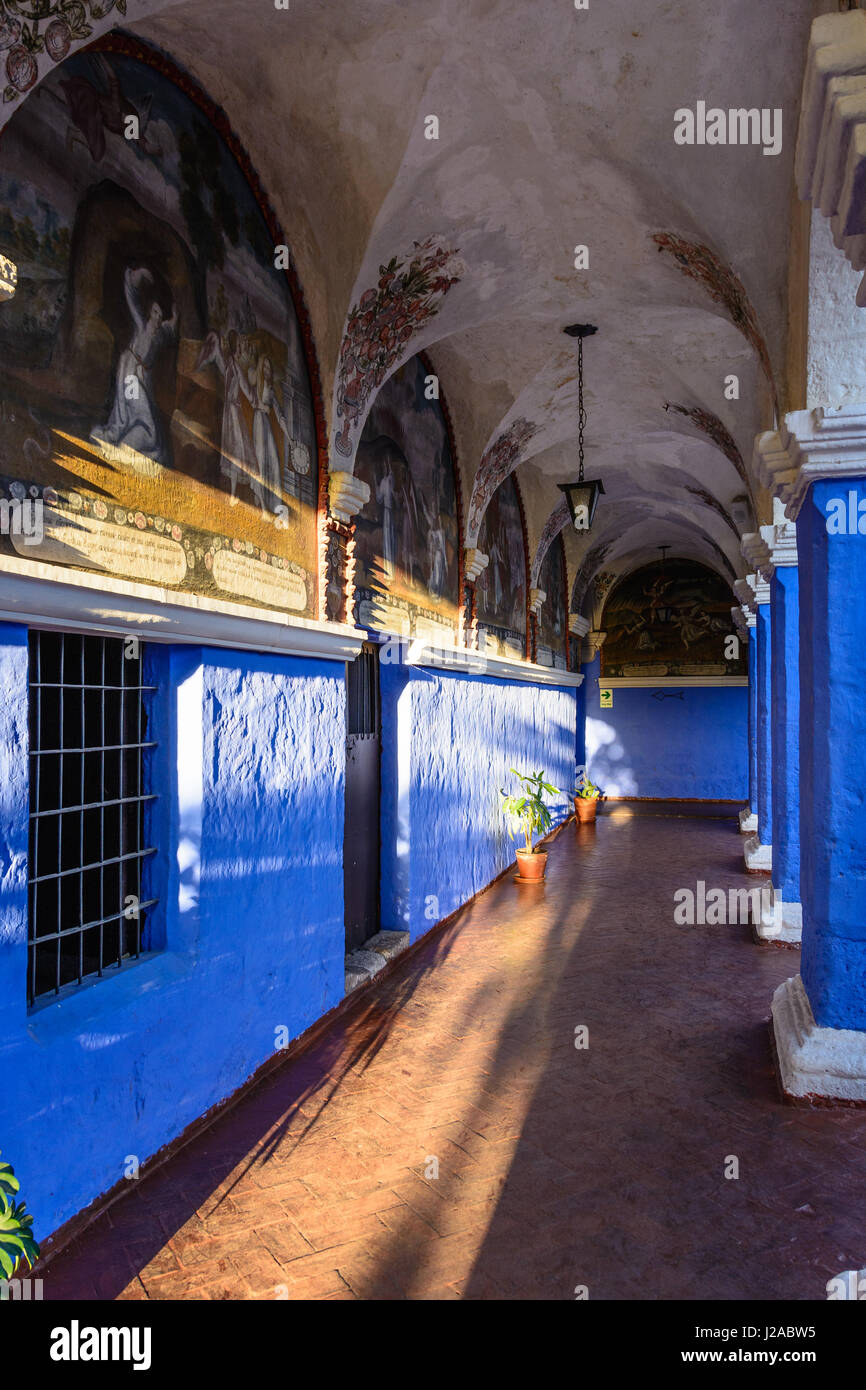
[6,0,819,605]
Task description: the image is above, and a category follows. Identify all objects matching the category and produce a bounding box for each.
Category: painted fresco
[475,474,526,659]
[537,533,567,671]
[601,560,747,678]
[0,45,319,616]
[353,355,459,641]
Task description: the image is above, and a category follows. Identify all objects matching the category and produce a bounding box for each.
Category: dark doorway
[344,641,381,953]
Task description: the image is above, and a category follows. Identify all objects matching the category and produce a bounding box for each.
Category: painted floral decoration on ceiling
[531,495,570,586]
[466,416,537,543]
[652,232,776,411]
[0,0,117,102]
[333,235,464,460]
[663,401,749,491]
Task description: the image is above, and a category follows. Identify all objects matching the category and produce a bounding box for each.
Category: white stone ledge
[598,676,748,688]
[738,806,758,833]
[0,556,365,662]
[744,834,772,871]
[404,639,584,687]
[773,974,866,1101]
[757,897,802,944]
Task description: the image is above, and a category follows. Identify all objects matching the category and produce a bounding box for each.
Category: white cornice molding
[731,606,748,639]
[770,404,866,518]
[405,639,584,687]
[741,531,772,575]
[464,548,489,582]
[529,587,546,616]
[797,11,866,304]
[569,613,591,638]
[598,676,748,689]
[328,469,371,523]
[733,576,756,611]
[0,556,366,662]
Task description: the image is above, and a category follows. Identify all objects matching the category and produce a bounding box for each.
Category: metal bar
[31,900,159,945]
[32,793,158,819]
[31,742,157,756]
[28,845,157,885]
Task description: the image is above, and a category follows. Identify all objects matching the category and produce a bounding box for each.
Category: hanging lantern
[559,324,604,531]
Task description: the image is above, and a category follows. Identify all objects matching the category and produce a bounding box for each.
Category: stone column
[731,596,758,833]
[463,548,489,649]
[757,508,802,942]
[737,559,772,872]
[324,470,371,624]
[762,406,866,1099]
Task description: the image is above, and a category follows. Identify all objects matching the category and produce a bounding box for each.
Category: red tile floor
[41,812,866,1300]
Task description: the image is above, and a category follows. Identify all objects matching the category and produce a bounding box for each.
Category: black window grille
[27,631,158,1006]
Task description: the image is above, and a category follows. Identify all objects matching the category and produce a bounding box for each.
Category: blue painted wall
[756,603,773,846]
[1,629,347,1240]
[582,654,748,800]
[379,657,577,938]
[798,481,866,1031]
[770,567,800,904]
[747,624,759,813]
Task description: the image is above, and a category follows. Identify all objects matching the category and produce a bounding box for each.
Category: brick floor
[41,813,866,1300]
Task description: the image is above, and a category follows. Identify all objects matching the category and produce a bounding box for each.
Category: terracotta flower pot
[574,797,598,823]
[515,848,547,881]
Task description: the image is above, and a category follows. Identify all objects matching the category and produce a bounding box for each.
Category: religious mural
[0,42,319,616]
[475,474,527,659]
[536,532,567,671]
[601,560,746,678]
[353,355,459,641]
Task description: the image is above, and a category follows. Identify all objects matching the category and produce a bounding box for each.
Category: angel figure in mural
[420,494,447,600]
[92,266,176,466]
[376,467,397,581]
[57,54,160,162]
[399,476,421,586]
[194,328,256,506]
[249,355,290,513]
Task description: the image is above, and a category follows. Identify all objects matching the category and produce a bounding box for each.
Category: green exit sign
[599,687,613,709]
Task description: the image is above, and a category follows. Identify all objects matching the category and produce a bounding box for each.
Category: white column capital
[766,404,866,518]
[741,532,772,579]
[463,548,489,582]
[796,11,866,304]
[582,629,607,662]
[529,588,546,616]
[730,606,749,639]
[569,613,591,638]
[733,577,757,616]
[328,469,370,524]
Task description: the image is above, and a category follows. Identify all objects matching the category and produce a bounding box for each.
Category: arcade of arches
[3,1,866,1303]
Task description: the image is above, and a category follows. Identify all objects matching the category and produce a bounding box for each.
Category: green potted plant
[0,1152,39,1280]
[500,768,561,880]
[573,772,602,823]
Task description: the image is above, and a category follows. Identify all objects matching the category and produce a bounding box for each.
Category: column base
[756,896,802,944]
[772,975,866,1102]
[738,805,758,833]
[743,833,771,872]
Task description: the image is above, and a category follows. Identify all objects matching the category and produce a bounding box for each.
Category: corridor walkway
[42,813,866,1301]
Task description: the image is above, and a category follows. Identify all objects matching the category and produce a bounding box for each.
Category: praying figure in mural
[250,355,289,513]
[194,328,257,506]
[420,494,447,600]
[92,266,176,466]
[376,466,397,580]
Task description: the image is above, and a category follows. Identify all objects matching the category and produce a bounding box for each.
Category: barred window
[27,631,158,1006]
